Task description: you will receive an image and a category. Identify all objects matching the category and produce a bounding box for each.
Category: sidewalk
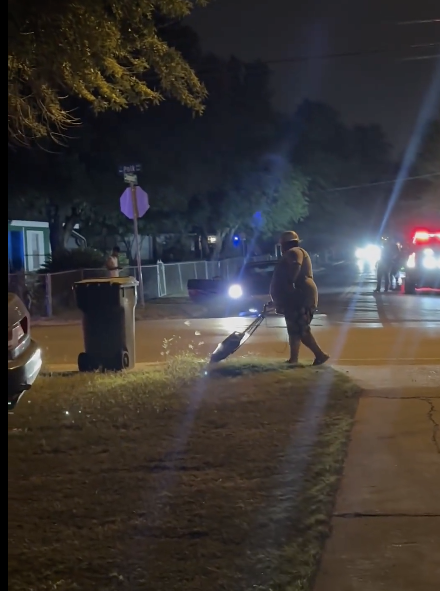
[314,366,440,591]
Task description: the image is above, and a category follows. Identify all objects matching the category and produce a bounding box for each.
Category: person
[105,246,121,277]
[389,242,403,290]
[270,231,329,365]
[375,237,399,292]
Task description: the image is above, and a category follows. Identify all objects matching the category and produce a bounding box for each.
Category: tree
[287,100,392,248]
[416,118,440,219]
[8,0,210,144]
[175,57,309,256]
[8,145,97,252]
[191,156,308,258]
[78,55,309,259]
[416,118,440,178]
[8,20,202,254]
[393,118,440,227]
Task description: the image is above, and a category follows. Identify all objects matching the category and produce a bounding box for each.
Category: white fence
[7,257,270,317]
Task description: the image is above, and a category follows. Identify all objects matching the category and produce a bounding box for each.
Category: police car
[403,230,440,294]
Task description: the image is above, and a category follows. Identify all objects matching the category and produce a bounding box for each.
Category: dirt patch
[8,357,361,591]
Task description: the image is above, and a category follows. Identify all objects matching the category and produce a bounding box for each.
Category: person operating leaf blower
[270,231,329,365]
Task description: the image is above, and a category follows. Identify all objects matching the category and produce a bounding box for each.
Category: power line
[397,19,440,25]
[317,172,440,193]
[262,44,440,65]
[401,54,440,61]
[197,43,440,75]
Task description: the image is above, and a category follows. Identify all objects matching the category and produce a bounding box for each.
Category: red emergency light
[412,230,440,244]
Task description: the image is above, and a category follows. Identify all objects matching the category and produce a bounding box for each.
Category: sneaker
[313,354,330,366]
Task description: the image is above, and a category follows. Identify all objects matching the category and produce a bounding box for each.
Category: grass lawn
[8,357,361,591]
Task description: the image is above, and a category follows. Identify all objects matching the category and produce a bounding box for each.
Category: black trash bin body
[74,277,138,371]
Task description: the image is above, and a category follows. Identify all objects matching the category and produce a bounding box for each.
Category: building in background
[8,221,50,273]
[8,220,86,273]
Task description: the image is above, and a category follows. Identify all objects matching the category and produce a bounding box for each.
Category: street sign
[119,164,141,175]
[120,186,149,220]
[124,172,137,184]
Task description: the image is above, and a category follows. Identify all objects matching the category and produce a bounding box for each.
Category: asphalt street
[33,264,440,369]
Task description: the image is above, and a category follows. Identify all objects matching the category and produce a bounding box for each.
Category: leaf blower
[210,302,273,363]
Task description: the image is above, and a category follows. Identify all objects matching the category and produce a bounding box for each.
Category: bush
[41,248,105,273]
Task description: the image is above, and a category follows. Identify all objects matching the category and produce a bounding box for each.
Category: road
[33,264,440,369]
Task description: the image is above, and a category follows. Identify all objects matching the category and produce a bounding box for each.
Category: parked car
[8,293,42,411]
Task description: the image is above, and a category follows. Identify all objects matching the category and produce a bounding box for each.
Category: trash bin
[74,277,139,372]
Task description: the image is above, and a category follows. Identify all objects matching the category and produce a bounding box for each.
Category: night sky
[188,0,439,153]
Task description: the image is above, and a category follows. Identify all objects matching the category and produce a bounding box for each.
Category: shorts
[285,305,316,337]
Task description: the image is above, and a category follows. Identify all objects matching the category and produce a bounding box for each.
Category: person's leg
[285,313,301,363]
[300,307,329,364]
[375,265,382,291]
[301,329,329,364]
[384,268,390,291]
[288,334,301,364]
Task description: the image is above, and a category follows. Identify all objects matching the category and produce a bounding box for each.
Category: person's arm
[285,249,303,284]
[269,262,283,305]
[105,256,118,271]
[270,260,292,307]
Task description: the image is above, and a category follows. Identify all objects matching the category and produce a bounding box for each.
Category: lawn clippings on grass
[8,356,361,591]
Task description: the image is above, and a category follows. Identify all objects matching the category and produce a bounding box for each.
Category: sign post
[119,165,149,306]
[131,181,144,306]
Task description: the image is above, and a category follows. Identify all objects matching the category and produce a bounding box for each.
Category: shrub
[41,248,105,273]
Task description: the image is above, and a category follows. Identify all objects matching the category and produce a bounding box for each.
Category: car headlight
[364,244,381,263]
[355,244,380,265]
[228,284,243,299]
[407,253,416,268]
[422,257,437,270]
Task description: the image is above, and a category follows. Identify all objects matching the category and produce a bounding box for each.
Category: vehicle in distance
[403,230,440,294]
[188,260,277,314]
[8,293,42,411]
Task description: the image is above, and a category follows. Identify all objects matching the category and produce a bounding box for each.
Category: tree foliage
[287,100,392,248]
[8,145,96,252]
[8,0,210,144]
[74,55,310,258]
[393,118,440,227]
[8,27,394,259]
[416,118,440,177]
[41,248,105,273]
